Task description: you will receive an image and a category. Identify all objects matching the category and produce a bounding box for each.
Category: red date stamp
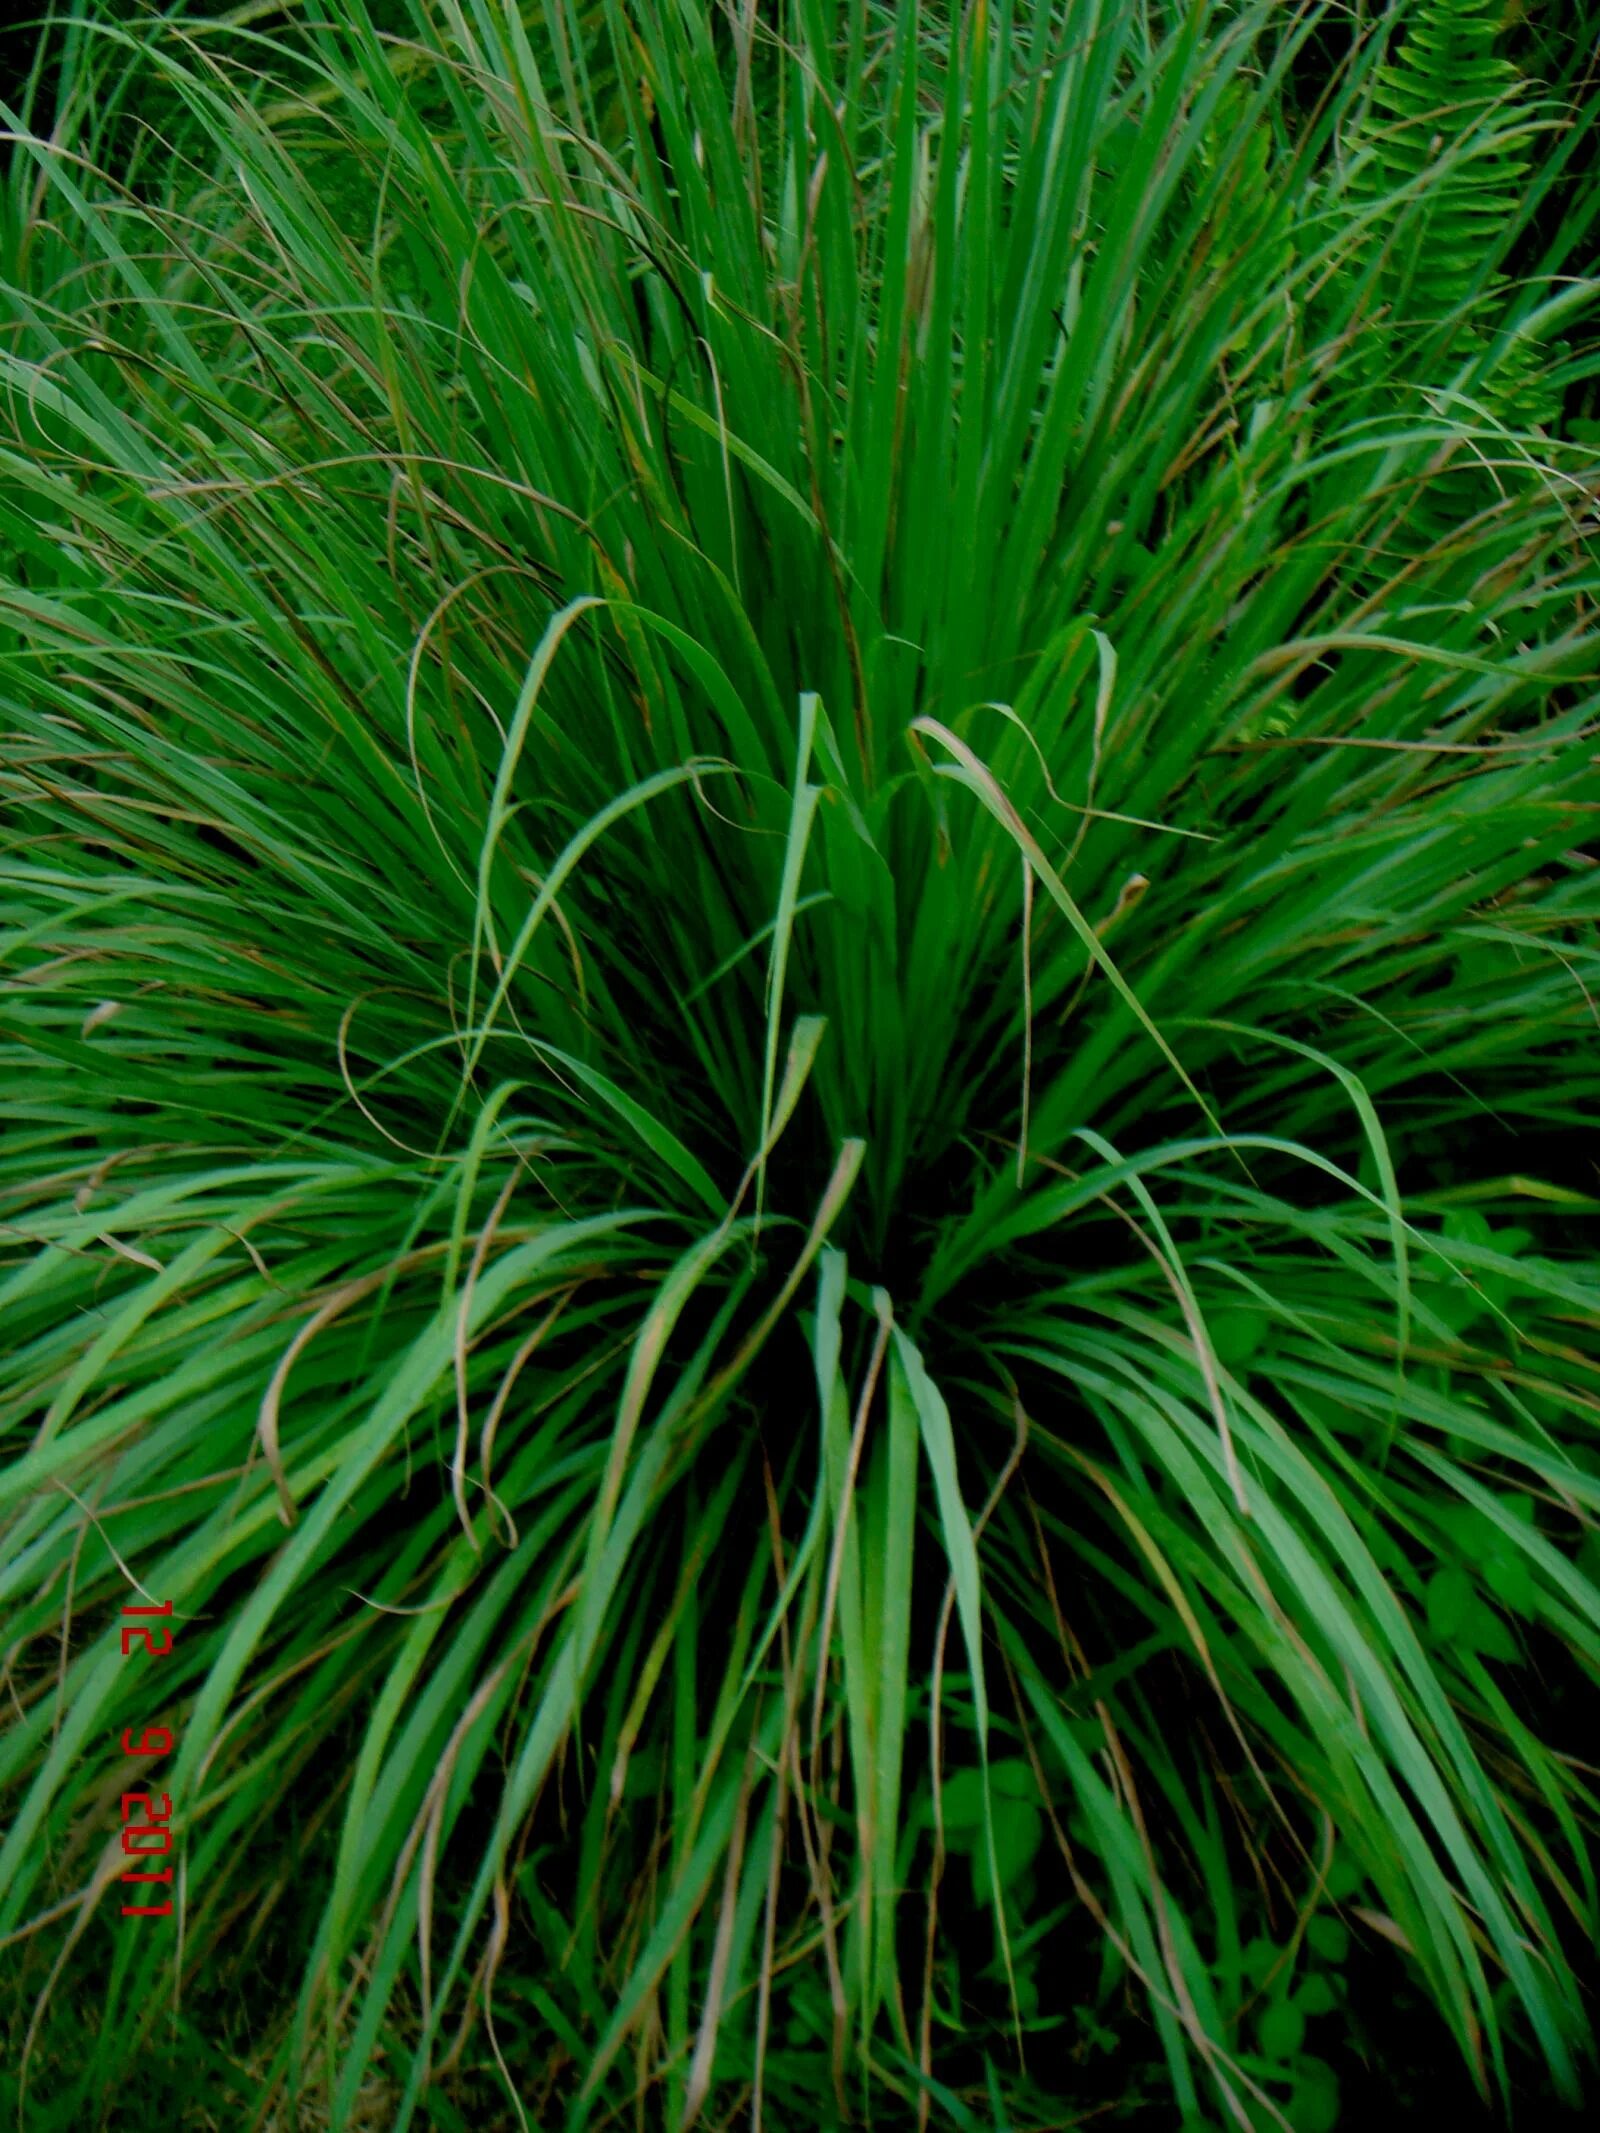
[117,1598,175,1918]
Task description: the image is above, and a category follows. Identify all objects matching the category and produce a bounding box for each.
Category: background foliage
[2,2,1599,2127]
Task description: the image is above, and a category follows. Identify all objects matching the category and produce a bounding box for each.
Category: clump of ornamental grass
[2,3,1599,2129]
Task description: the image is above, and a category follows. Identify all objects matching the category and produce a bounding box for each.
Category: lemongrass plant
[2,2,1599,2128]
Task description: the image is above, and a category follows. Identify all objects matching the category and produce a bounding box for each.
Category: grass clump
[2,2,1600,2127]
